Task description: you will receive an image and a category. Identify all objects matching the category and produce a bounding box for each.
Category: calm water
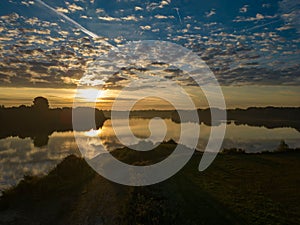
[0,118,299,192]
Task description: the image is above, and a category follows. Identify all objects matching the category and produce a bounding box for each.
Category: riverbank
[1,143,300,225]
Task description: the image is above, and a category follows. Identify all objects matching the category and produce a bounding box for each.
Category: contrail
[174,8,182,25]
[35,0,99,39]
[242,18,281,32]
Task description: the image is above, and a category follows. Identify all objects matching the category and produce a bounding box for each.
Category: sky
[0,0,299,109]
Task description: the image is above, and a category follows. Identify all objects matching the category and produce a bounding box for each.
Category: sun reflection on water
[84,129,102,137]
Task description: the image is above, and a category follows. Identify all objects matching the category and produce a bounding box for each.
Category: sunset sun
[77,88,106,103]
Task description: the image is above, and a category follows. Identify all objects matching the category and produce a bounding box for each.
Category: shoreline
[1,143,300,225]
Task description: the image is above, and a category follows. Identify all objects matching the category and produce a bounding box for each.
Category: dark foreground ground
[0,143,300,225]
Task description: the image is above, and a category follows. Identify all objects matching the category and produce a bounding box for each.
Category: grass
[0,143,300,225]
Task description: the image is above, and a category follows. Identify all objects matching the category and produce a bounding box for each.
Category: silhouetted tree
[33,134,50,147]
[277,140,289,152]
[33,97,49,110]
[0,97,107,147]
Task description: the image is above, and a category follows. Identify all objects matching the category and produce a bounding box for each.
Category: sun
[77,88,105,103]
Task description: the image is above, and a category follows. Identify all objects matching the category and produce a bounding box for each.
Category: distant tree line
[0,97,106,147]
[171,107,300,132]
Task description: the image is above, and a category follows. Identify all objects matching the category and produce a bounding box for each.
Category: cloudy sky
[0,0,299,109]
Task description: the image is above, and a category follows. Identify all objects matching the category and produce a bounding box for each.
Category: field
[1,143,300,225]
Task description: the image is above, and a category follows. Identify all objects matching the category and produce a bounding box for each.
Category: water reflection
[0,119,299,193]
[99,119,300,152]
[0,132,80,192]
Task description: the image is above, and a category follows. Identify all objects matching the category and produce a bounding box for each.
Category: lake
[0,118,299,193]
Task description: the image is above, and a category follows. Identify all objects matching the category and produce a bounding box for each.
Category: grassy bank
[1,143,300,225]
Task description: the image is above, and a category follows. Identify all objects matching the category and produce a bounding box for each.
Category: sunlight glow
[77,88,105,103]
[84,129,102,137]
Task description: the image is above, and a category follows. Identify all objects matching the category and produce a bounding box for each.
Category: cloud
[0,135,79,190]
[0,12,109,88]
[155,15,168,19]
[98,15,139,22]
[121,15,138,21]
[0,13,19,21]
[234,13,277,22]
[205,9,216,18]
[146,1,170,11]
[0,0,299,88]
[239,5,248,13]
[96,8,105,14]
[56,7,69,14]
[66,3,84,13]
[279,0,300,33]
[140,25,151,30]
[21,1,35,7]
[135,6,143,11]
[61,76,79,85]
[276,25,293,31]
[98,16,121,21]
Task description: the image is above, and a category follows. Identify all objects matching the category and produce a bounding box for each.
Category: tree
[277,140,289,152]
[32,97,49,110]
